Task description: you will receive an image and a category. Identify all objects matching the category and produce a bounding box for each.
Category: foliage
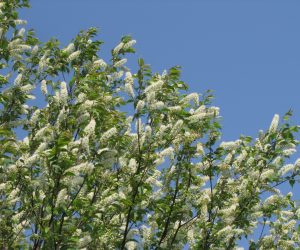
[1,1,300,249]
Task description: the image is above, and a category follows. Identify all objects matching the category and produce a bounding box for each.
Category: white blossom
[20,84,33,92]
[55,188,68,207]
[261,169,274,180]
[171,119,183,135]
[66,162,94,175]
[41,80,48,95]
[125,241,137,250]
[123,40,136,49]
[128,158,137,173]
[160,147,174,159]
[38,54,47,71]
[68,50,81,62]
[136,100,145,113]
[60,81,68,103]
[57,108,66,124]
[8,39,22,49]
[18,44,31,51]
[145,125,152,138]
[180,93,199,105]
[35,142,47,153]
[77,93,87,103]
[81,136,90,153]
[0,183,7,190]
[150,101,164,110]
[78,235,92,248]
[125,83,135,98]
[144,80,164,93]
[17,28,25,37]
[236,150,247,163]
[32,45,39,55]
[27,94,36,100]
[279,164,294,176]
[220,140,241,150]
[269,114,279,132]
[125,72,134,85]
[264,195,280,206]
[283,148,296,156]
[22,136,29,146]
[113,42,124,54]
[114,58,127,67]
[187,113,208,123]
[168,106,182,112]
[83,118,96,136]
[93,59,107,68]
[100,127,117,142]
[14,74,23,85]
[14,19,27,25]
[196,142,205,155]
[34,125,49,140]
[62,43,75,54]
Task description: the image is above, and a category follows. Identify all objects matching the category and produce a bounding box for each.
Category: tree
[1,1,300,249]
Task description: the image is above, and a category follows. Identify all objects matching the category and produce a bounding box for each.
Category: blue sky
[20,0,300,248]
[21,0,300,142]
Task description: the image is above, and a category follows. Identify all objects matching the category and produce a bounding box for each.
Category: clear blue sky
[21,0,300,142]
[20,0,300,248]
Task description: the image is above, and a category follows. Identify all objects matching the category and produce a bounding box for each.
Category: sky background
[20,0,300,248]
[20,0,300,143]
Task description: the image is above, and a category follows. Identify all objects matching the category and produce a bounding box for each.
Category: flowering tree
[1,1,300,249]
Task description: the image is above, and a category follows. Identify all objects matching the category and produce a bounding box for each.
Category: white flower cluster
[34,124,50,141]
[38,54,48,71]
[269,114,279,133]
[195,142,205,156]
[78,235,92,248]
[278,164,295,176]
[68,50,81,62]
[113,42,124,54]
[14,19,27,25]
[8,38,31,57]
[123,39,136,49]
[283,148,297,157]
[136,100,145,113]
[189,106,220,124]
[171,119,183,135]
[60,81,68,104]
[41,80,48,95]
[150,101,165,110]
[114,58,127,67]
[145,170,162,187]
[100,127,117,142]
[124,71,135,98]
[62,43,75,54]
[20,84,34,92]
[83,118,96,136]
[57,107,67,125]
[168,106,182,112]
[93,59,107,69]
[159,146,174,159]
[220,140,242,151]
[55,188,68,207]
[144,80,164,94]
[31,109,41,124]
[180,93,199,106]
[66,162,95,175]
[14,73,23,85]
[128,158,137,173]
[32,45,39,55]
[17,28,25,37]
